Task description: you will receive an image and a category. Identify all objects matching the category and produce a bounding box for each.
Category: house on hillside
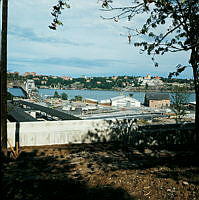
[137,75,163,87]
[144,93,170,108]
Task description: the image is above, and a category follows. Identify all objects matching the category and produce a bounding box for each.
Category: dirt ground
[1,143,199,200]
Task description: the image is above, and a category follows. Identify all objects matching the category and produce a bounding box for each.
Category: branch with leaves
[100,0,198,57]
[49,0,70,30]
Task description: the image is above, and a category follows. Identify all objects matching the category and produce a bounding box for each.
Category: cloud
[8,25,94,46]
[9,56,135,70]
[7,0,193,79]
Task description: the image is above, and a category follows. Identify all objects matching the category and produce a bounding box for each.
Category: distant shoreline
[39,87,195,94]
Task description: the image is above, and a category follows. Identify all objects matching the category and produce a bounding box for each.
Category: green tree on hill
[53,91,60,98]
[75,95,83,101]
[61,92,68,100]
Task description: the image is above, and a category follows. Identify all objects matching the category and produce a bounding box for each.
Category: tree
[61,92,68,100]
[53,91,60,98]
[0,0,8,155]
[133,78,142,87]
[170,86,189,123]
[75,95,83,101]
[97,0,199,145]
[145,83,149,90]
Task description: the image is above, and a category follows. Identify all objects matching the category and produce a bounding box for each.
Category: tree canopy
[61,92,68,100]
[53,91,60,98]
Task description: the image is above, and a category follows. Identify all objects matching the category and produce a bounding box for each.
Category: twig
[7,138,17,158]
[144,191,151,196]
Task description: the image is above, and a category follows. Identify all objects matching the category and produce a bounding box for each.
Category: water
[8,87,26,98]
[38,88,196,103]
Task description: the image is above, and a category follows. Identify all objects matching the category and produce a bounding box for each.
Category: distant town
[7,71,196,125]
[7,71,194,92]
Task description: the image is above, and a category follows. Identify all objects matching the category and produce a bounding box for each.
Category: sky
[3,0,194,78]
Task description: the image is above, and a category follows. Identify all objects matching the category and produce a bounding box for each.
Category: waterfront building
[110,95,141,107]
[100,95,141,108]
[144,93,170,108]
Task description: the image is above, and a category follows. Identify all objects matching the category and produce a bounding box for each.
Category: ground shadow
[64,142,199,183]
[82,119,195,149]
[1,149,136,200]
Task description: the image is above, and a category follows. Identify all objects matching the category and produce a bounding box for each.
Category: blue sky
[5,0,193,78]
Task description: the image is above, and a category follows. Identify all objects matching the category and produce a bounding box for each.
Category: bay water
[39,88,196,103]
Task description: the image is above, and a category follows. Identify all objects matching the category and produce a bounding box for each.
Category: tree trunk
[190,48,199,147]
[0,0,8,155]
[193,66,199,146]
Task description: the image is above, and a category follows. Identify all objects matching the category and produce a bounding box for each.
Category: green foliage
[145,83,149,90]
[53,91,60,98]
[99,0,198,76]
[7,92,13,100]
[75,95,83,101]
[9,73,194,91]
[132,78,142,87]
[49,1,70,30]
[61,92,68,100]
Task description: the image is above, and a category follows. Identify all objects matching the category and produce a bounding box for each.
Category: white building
[100,95,141,108]
[141,79,163,86]
[137,76,163,87]
[111,95,141,107]
[25,79,37,92]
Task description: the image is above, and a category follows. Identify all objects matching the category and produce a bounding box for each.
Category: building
[137,75,163,87]
[154,76,161,80]
[144,74,151,80]
[25,79,37,92]
[61,76,73,80]
[84,98,98,104]
[144,93,170,108]
[7,71,19,75]
[111,95,141,107]
[188,101,196,110]
[23,72,37,77]
[112,76,118,80]
[41,80,47,84]
[100,95,141,108]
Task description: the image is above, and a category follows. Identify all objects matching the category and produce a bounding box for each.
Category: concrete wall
[7,119,195,148]
[7,120,112,147]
